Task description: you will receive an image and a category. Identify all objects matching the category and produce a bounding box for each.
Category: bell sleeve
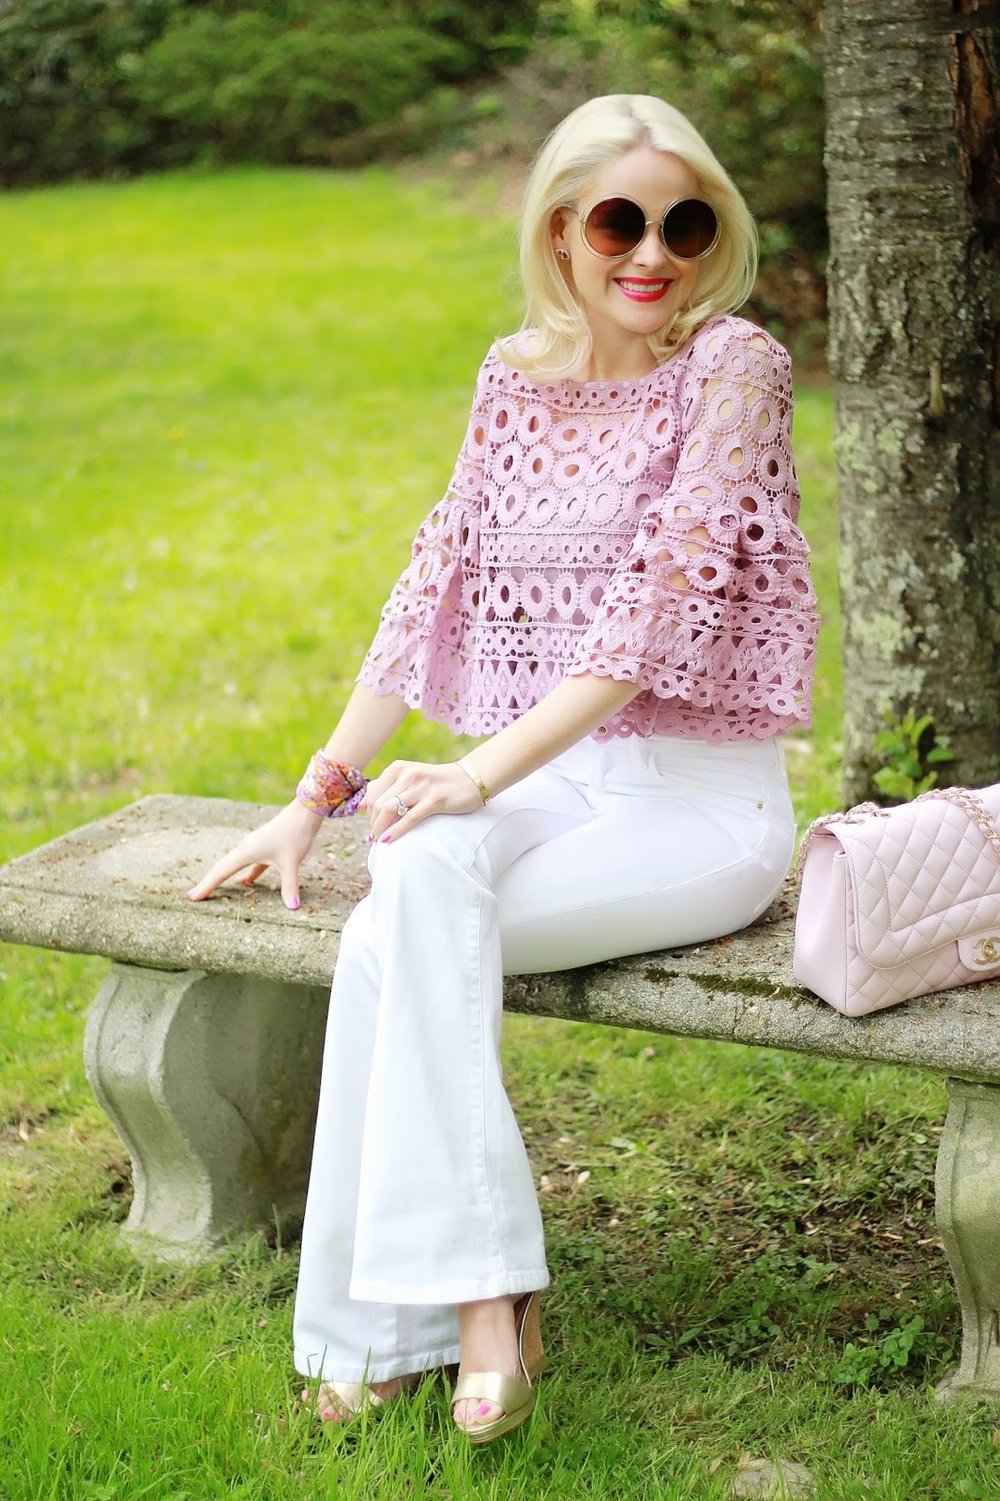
[569,322,818,727]
[356,353,492,711]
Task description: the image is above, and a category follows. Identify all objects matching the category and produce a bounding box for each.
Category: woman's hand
[185,798,325,910]
[362,760,483,844]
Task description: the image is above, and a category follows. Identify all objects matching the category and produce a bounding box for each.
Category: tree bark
[824,0,1000,803]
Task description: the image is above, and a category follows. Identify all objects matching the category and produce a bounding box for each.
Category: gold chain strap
[794,786,1000,880]
[793,801,886,879]
[917,785,1000,863]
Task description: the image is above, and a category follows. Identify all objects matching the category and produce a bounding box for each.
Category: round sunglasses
[567,195,720,262]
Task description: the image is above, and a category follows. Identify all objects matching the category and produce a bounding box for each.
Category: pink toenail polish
[477,1403,493,1416]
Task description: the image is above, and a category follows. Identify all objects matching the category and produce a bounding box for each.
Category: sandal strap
[452,1370,532,1413]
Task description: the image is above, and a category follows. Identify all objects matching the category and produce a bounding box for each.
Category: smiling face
[551,145,704,379]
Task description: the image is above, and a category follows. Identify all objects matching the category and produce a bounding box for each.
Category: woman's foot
[303,1372,418,1424]
[452,1297,521,1431]
[452,1293,546,1441]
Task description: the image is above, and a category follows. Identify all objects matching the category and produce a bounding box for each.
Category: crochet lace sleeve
[570,323,818,727]
[356,357,489,701]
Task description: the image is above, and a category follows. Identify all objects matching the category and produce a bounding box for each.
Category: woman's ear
[549,209,569,258]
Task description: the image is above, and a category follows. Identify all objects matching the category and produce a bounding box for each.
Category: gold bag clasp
[973,936,1000,966]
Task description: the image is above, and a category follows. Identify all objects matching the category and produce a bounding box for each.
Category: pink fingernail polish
[289,898,300,911]
[380,833,392,843]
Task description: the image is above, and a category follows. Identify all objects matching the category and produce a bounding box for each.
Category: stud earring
[555,248,570,261]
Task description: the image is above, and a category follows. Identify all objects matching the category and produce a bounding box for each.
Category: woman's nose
[631,224,670,270]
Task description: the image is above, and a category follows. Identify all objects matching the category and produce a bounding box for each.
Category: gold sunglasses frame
[566,195,721,263]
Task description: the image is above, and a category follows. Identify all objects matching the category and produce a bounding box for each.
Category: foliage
[133,7,470,165]
[0,0,538,184]
[870,709,954,803]
[832,1313,946,1389]
[0,0,181,182]
[399,0,538,66]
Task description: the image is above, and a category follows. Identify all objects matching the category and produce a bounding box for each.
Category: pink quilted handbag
[793,784,1000,1016]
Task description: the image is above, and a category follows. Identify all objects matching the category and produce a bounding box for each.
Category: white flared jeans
[293,733,795,1383]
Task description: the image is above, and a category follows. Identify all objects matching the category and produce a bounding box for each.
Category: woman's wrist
[296,749,369,817]
[290,798,326,827]
[455,757,490,805]
[458,674,640,800]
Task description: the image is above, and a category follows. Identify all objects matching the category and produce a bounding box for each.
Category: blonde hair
[507,94,758,383]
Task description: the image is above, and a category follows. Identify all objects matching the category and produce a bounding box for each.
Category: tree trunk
[824,0,1000,803]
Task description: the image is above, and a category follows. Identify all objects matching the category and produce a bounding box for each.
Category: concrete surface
[4,793,1000,1081]
[84,964,329,1259]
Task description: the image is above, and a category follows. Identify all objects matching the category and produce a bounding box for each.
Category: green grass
[0,168,989,1501]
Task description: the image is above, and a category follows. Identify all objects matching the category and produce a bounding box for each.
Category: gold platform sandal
[452,1291,548,1445]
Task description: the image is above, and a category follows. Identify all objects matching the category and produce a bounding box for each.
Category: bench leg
[935,1076,1000,1401]
[84,964,329,1260]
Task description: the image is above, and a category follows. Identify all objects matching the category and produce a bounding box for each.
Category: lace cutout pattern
[358,315,819,742]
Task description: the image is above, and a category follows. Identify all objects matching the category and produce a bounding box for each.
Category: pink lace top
[358,314,819,743]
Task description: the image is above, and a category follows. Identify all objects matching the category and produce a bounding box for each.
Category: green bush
[132,7,471,164]
[0,0,182,184]
[0,0,538,184]
[393,0,538,70]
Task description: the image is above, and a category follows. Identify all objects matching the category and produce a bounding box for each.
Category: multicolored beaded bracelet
[296,750,369,817]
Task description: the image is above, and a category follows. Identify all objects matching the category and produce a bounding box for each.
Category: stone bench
[3,792,1000,1403]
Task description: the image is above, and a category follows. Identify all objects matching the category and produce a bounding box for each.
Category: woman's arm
[320,682,412,767]
[186,684,411,907]
[363,672,639,842]
[190,667,638,901]
[461,672,638,795]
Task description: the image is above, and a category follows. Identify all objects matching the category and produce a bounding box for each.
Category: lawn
[0,168,992,1500]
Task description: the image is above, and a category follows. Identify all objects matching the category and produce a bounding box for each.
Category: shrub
[132,7,471,164]
[0,0,182,184]
[0,0,538,184]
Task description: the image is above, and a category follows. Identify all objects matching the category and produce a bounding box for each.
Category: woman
[188,93,819,1443]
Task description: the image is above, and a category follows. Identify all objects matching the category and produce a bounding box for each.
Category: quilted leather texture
[794,785,1000,1016]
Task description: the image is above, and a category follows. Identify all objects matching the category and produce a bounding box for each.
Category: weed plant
[0,169,991,1500]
